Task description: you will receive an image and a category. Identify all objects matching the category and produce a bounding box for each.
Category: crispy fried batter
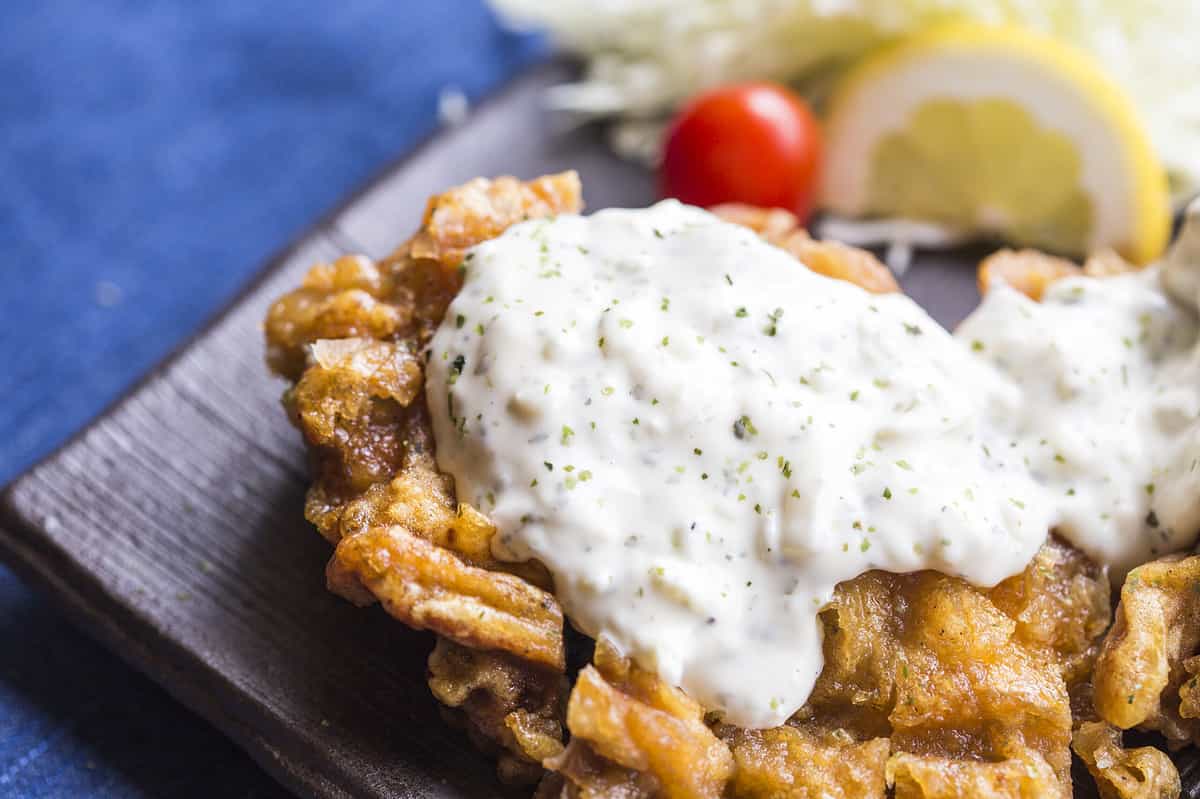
[553,641,733,799]
[978,247,1138,300]
[1072,722,1181,799]
[978,248,1081,300]
[1093,555,1200,747]
[797,537,1109,798]
[718,723,890,798]
[264,173,1171,797]
[428,638,567,784]
[328,525,565,670]
[264,173,581,775]
[711,203,900,294]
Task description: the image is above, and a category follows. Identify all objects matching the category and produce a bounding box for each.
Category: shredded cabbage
[490,0,1200,199]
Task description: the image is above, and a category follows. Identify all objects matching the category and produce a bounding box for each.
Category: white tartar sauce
[425,200,1200,728]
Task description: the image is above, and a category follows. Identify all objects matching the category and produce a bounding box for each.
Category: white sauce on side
[425,200,1200,729]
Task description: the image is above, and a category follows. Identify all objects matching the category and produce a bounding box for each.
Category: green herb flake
[882,487,893,500]
[561,425,575,445]
[733,414,758,439]
[455,314,466,329]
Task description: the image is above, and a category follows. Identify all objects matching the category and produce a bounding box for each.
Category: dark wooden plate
[1,61,1194,799]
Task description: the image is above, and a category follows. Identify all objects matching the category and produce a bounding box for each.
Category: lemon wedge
[820,23,1170,264]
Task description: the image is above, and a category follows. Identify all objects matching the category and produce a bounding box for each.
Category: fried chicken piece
[1072,721,1181,799]
[1093,555,1200,747]
[552,641,734,799]
[711,203,899,294]
[428,638,567,785]
[265,174,1136,796]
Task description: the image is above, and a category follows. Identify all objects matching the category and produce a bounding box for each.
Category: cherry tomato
[659,82,822,222]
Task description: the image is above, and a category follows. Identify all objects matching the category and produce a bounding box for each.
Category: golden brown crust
[1093,555,1200,746]
[710,203,900,294]
[428,638,567,784]
[554,642,734,799]
[799,537,1109,798]
[977,247,1137,300]
[1072,721,1180,799]
[718,723,890,798]
[264,172,583,774]
[328,525,565,670]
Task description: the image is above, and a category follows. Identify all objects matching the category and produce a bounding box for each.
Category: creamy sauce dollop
[426,200,1200,728]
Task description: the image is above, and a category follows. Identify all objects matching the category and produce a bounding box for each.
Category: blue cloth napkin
[0,1,544,794]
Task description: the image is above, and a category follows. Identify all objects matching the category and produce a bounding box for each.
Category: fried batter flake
[428,638,567,785]
[977,247,1137,300]
[1093,555,1200,746]
[555,642,733,799]
[1072,722,1181,799]
[710,203,900,293]
[328,525,565,670]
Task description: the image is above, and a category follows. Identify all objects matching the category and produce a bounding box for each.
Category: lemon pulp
[821,23,1170,263]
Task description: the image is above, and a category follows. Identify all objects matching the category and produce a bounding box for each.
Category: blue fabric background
[0,2,544,795]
